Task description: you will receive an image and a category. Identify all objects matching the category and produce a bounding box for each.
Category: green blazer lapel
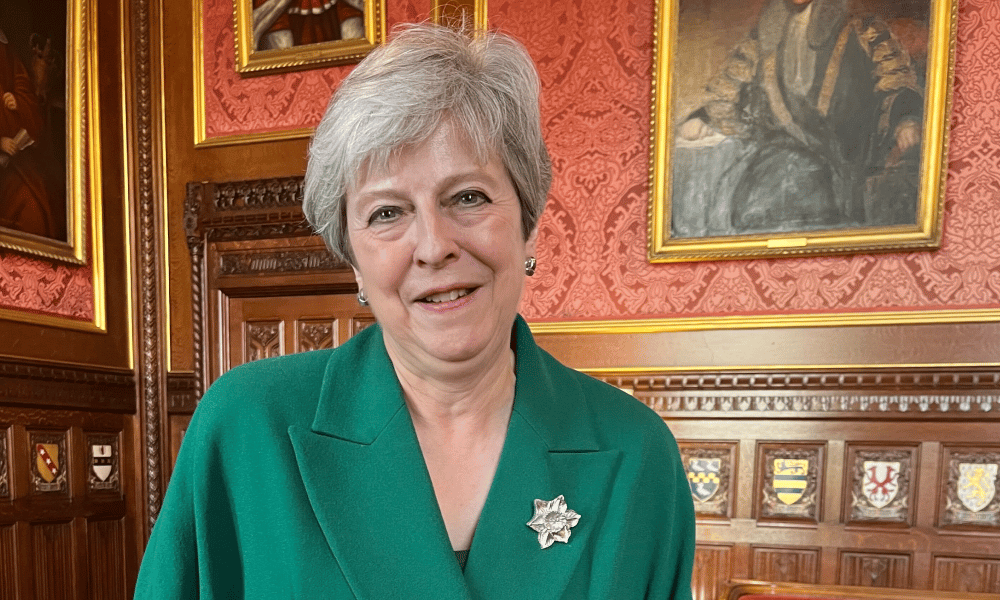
[464,318,622,599]
[288,327,471,600]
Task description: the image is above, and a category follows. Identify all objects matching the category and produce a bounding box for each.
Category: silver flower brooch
[527,495,581,549]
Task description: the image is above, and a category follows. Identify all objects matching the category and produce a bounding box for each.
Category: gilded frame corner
[647,0,957,263]
[232,0,386,76]
[0,0,106,332]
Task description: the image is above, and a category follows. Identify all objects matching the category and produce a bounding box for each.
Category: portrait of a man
[0,7,66,243]
[252,0,366,51]
[670,0,927,239]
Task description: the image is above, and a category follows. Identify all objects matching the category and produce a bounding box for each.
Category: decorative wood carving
[297,320,337,353]
[679,441,736,519]
[0,357,134,411]
[213,177,303,211]
[134,0,163,537]
[847,445,916,525]
[839,552,911,588]
[602,369,1000,416]
[693,544,733,600]
[751,546,820,583]
[86,433,121,493]
[218,249,341,276]
[166,372,199,412]
[758,444,824,522]
[352,315,376,336]
[933,556,1000,594]
[245,321,283,362]
[0,431,7,499]
[940,447,1000,529]
[29,431,69,495]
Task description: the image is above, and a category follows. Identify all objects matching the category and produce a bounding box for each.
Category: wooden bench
[721,579,1000,600]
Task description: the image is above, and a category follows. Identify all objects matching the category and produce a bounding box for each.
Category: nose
[412,207,460,268]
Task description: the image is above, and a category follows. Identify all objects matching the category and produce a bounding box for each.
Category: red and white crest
[862,460,900,509]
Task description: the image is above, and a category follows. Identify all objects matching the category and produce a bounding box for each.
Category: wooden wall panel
[839,551,912,588]
[692,544,734,600]
[31,522,74,600]
[751,546,820,583]
[0,524,15,598]
[88,519,126,600]
[934,556,1000,594]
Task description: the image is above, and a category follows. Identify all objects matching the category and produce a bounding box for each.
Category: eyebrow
[353,169,503,205]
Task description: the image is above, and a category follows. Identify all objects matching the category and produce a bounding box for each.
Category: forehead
[350,121,503,195]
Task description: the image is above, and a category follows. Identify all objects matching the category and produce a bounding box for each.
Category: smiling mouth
[419,288,475,303]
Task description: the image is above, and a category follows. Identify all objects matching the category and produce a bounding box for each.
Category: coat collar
[289,316,618,599]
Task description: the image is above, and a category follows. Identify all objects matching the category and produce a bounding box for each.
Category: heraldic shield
[863,460,900,509]
[36,443,60,483]
[687,458,721,502]
[958,463,998,513]
[773,459,809,505]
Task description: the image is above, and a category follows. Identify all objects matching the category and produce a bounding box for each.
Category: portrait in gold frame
[0,0,97,265]
[0,0,105,331]
[233,0,386,76]
[648,0,957,263]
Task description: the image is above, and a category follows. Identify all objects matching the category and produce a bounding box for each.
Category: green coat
[135,316,695,599]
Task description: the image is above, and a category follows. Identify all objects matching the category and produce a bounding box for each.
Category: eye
[368,206,401,225]
[454,190,490,207]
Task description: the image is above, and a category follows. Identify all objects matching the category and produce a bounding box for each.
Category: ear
[351,264,364,294]
[524,226,539,259]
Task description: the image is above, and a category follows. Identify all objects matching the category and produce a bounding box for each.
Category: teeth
[424,289,470,303]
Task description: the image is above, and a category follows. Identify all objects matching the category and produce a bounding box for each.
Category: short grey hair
[303,23,551,264]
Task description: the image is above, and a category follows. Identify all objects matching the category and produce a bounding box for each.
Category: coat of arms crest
[862,460,900,509]
[687,458,721,502]
[36,443,59,483]
[773,459,809,505]
[958,462,998,513]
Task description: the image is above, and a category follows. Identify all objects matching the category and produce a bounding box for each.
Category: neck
[384,333,517,435]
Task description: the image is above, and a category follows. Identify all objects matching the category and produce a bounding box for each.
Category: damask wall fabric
[6,0,997,321]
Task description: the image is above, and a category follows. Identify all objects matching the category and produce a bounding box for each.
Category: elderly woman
[135,24,695,599]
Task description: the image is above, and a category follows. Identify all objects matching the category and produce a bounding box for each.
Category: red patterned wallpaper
[0,251,93,320]
[199,0,1000,321]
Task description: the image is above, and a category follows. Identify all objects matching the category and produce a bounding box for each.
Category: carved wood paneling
[751,546,820,583]
[88,519,126,600]
[757,444,824,522]
[839,552,911,588]
[29,431,68,496]
[599,369,1000,417]
[213,177,303,211]
[218,249,342,277]
[679,441,736,519]
[940,447,1000,529]
[0,525,13,598]
[934,556,1000,594]
[32,522,73,600]
[846,445,916,526]
[245,321,283,362]
[297,320,337,353]
[0,358,134,412]
[693,544,733,600]
[86,433,121,494]
[0,431,7,499]
[352,315,376,336]
[166,372,198,413]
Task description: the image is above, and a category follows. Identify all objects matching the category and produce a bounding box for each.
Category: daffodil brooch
[527,495,581,549]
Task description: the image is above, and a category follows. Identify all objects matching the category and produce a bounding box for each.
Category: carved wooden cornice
[599,368,1000,416]
[0,357,134,411]
[166,372,198,412]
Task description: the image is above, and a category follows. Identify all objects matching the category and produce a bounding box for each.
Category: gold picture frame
[648,0,957,262]
[233,0,385,76]
[0,0,100,266]
[0,0,106,333]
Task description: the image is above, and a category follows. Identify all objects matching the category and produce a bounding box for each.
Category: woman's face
[346,121,537,372]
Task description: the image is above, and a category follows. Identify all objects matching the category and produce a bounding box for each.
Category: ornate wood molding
[217,249,343,276]
[599,368,1000,415]
[166,372,198,412]
[0,357,134,412]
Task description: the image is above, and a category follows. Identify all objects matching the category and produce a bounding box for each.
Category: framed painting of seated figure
[647,0,957,262]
